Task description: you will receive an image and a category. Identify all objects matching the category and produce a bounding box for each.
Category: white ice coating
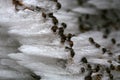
[0,19,39,80]
[0,0,120,80]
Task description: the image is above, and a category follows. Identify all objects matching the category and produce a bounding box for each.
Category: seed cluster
[31,73,41,80]
[29,0,76,60]
[78,10,120,40]
[88,37,117,56]
[12,0,34,11]
[12,0,63,79]
[88,37,101,48]
[12,0,61,12]
[14,0,76,60]
[87,33,120,80]
[12,0,120,80]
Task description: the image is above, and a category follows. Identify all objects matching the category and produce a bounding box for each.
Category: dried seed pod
[42,12,46,18]
[105,28,110,35]
[116,65,120,71]
[23,6,34,11]
[81,57,88,63]
[85,71,93,80]
[68,40,73,47]
[56,2,61,10]
[61,23,67,29]
[52,16,58,25]
[65,47,75,58]
[12,0,24,11]
[12,0,34,11]
[93,74,102,80]
[60,34,66,44]
[67,33,73,41]
[84,75,92,80]
[89,37,95,44]
[94,43,101,48]
[65,46,70,50]
[12,0,16,4]
[36,6,42,11]
[105,67,111,73]
[118,55,120,61]
[51,0,58,2]
[107,60,112,63]
[85,14,90,20]
[79,24,85,32]
[87,64,92,69]
[61,38,65,44]
[96,76,102,80]
[51,25,58,32]
[31,73,41,80]
[117,43,120,47]
[108,74,113,80]
[12,0,23,6]
[70,48,75,58]
[94,65,100,72]
[111,38,116,44]
[81,67,85,73]
[48,13,53,18]
[58,27,64,36]
[79,23,92,32]
[102,48,107,54]
[103,34,108,39]
[110,64,115,70]
[61,34,66,40]
[108,52,113,56]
